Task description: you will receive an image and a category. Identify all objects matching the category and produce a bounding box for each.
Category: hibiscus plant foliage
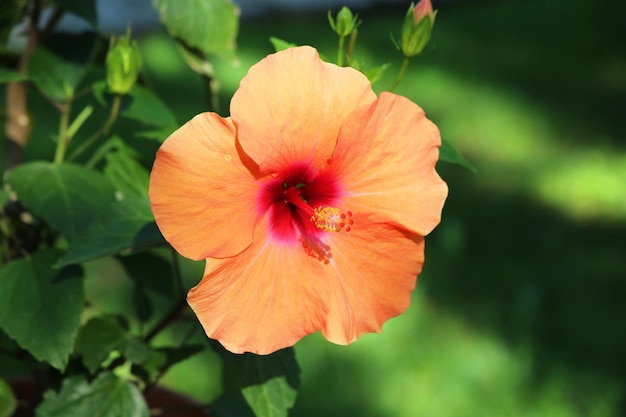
[0,0,470,415]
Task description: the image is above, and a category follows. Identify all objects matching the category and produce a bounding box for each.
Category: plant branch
[67,94,122,162]
[53,104,71,164]
[4,4,40,173]
[389,56,411,92]
[346,29,358,65]
[337,35,346,67]
[171,248,185,297]
[144,296,188,343]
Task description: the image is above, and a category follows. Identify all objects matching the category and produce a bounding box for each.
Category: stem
[143,250,187,342]
[337,35,346,67]
[66,105,94,140]
[67,94,121,162]
[201,75,218,113]
[53,105,70,164]
[171,247,185,297]
[346,29,358,65]
[144,297,188,343]
[389,56,411,92]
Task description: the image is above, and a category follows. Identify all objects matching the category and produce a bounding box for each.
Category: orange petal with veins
[320,214,425,344]
[330,92,448,236]
[231,46,376,173]
[187,217,329,355]
[149,113,259,260]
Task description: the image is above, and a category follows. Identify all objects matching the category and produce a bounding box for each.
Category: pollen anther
[311,207,354,232]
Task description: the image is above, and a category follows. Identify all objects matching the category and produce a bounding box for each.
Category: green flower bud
[328,6,360,38]
[106,30,142,95]
[399,0,436,58]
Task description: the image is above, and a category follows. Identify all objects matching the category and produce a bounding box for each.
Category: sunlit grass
[127,282,622,416]
[396,68,626,223]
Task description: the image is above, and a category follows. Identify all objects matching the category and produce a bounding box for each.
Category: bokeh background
[6,0,626,415]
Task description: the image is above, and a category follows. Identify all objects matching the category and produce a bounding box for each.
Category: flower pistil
[282,185,354,234]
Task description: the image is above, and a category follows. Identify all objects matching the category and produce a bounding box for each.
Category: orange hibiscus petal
[319,215,425,345]
[149,113,259,260]
[231,46,376,173]
[330,92,448,236]
[187,218,329,355]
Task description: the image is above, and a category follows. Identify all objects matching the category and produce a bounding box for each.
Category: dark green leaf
[0,68,27,83]
[104,151,150,198]
[153,0,239,59]
[26,47,87,103]
[0,378,17,417]
[35,372,148,417]
[439,138,477,172]
[132,286,153,322]
[0,249,84,370]
[93,81,178,135]
[7,162,116,241]
[140,345,205,378]
[56,196,164,267]
[75,316,150,373]
[214,347,300,417]
[122,85,178,133]
[119,252,175,299]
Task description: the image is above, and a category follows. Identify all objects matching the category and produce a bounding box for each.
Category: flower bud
[399,0,436,57]
[328,6,360,38]
[106,30,142,95]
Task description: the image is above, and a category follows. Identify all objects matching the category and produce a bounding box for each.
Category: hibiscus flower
[149,46,447,355]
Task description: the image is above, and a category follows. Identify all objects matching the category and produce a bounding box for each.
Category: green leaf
[214,347,300,417]
[0,249,84,370]
[52,0,97,27]
[176,42,216,77]
[26,47,87,103]
[133,127,176,142]
[153,0,239,59]
[0,378,17,417]
[56,196,164,267]
[132,285,153,322]
[7,162,116,241]
[363,62,391,86]
[140,345,205,378]
[439,138,477,172]
[119,252,175,299]
[269,37,297,52]
[35,372,148,417]
[104,151,150,198]
[0,68,27,83]
[0,189,9,207]
[75,317,150,373]
[93,81,178,134]
[122,85,178,132]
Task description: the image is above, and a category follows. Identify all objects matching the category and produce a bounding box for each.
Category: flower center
[258,163,353,246]
[282,186,354,232]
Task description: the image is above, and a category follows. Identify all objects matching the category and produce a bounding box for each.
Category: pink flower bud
[413,0,434,24]
[399,0,436,58]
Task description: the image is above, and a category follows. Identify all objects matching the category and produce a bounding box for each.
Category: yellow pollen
[311,207,354,232]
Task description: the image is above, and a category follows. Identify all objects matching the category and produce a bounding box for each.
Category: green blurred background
[7,0,626,415]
